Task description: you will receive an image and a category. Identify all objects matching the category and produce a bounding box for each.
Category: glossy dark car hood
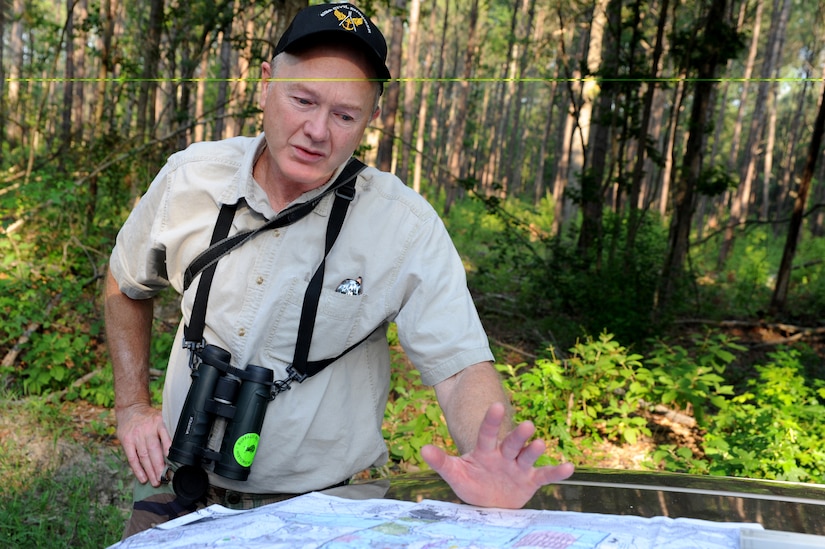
[378,468,825,535]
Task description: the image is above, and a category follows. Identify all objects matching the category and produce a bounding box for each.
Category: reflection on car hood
[378,468,825,535]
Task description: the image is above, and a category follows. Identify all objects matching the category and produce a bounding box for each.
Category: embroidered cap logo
[333,7,365,32]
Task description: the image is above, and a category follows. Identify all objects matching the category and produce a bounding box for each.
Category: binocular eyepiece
[168,345,273,505]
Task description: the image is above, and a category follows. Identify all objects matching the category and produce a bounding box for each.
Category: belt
[206,478,351,510]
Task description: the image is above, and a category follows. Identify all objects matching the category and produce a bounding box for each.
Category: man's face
[259,45,380,192]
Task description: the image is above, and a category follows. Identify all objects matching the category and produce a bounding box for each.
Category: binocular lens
[172,465,209,506]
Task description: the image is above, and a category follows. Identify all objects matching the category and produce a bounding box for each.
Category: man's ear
[259,62,272,110]
[372,105,381,122]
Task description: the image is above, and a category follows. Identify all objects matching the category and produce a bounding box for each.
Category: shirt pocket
[263,276,367,366]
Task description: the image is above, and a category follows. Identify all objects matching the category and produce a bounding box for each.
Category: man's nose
[303,111,330,142]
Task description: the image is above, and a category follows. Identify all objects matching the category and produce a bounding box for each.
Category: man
[105,2,573,538]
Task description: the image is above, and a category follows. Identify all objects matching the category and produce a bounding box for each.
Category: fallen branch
[47,368,102,402]
[48,367,166,403]
[487,337,537,361]
[649,403,696,428]
[2,273,103,381]
[1,292,62,370]
[675,318,825,338]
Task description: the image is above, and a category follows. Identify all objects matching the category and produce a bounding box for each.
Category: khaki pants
[122,478,310,540]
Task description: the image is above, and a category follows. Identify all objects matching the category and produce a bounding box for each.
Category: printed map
[110,491,758,548]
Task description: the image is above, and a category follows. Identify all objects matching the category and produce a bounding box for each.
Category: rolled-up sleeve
[109,163,173,300]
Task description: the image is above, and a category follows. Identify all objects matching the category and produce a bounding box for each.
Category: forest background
[2,0,825,546]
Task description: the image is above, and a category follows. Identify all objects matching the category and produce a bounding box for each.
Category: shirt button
[256,276,264,285]
[238,328,246,337]
[273,230,280,238]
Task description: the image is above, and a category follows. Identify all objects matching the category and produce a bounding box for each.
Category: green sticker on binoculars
[233,433,260,467]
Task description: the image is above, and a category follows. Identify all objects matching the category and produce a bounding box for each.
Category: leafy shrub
[446,196,670,348]
[499,333,654,460]
[703,348,825,482]
[645,333,740,426]
[383,366,450,468]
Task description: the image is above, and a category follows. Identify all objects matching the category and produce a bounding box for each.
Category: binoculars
[168,344,273,504]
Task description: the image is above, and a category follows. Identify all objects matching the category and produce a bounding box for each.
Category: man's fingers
[500,420,537,460]
[421,444,448,472]
[117,407,169,486]
[475,402,506,453]
[535,461,576,485]
[125,444,150,484]
[514,439,546,469]
[145,434,167,486]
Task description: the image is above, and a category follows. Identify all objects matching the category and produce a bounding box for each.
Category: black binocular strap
[183,158,368,385]
[182,158,367,293]
[290,181,354,380]
[184,202,237,348]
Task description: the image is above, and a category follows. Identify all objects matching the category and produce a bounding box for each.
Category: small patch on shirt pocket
[263,277,367,364]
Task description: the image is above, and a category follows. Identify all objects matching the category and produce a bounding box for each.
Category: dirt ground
[0,398,133,512]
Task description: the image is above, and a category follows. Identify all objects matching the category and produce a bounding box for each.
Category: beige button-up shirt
[110,134,493,493]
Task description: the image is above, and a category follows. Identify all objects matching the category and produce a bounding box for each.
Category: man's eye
[339,114,355,122]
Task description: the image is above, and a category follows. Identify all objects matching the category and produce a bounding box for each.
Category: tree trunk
[578,0,620,255]
[770,81,825,314]
[443,0,480,215]
[775,75,811,231]
[233,14,257,138]
[484,0,520,196]
[213,0,236,141]
[699,0,747,239]
[657,0,729,315]
[398,0,421,183]
[136,0,163,142]
[719,0,790,268]
[376,0,405,173]
[627,0,669,250]
[428,0,451,200]
[0,0,5,163]
[762,83,777,220]
[534,44,559,206]
[7,0,24,147]
[93,0,115,134]
[563,0,607,235]
[551,17,590,236]
[73,0,88,143]
[659,72,687,218]
[194,52,208,142]
[60,0,75,158]
[727,0,762,171]
[412,9,434,194]
[508,0,537,197]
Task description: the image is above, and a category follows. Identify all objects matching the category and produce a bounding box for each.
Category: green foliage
[782,235,825,323]
[494,329,825,483]
[645,333,740,426]
[382,325,451,470]
[383,366,450,469]
[499,333,654,458]
[446,195,669,346]
[0,270,106,400]
[697,166,738,197]
[703,349,825,483]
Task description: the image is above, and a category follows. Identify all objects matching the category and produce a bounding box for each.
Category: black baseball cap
[274,3,391,86]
